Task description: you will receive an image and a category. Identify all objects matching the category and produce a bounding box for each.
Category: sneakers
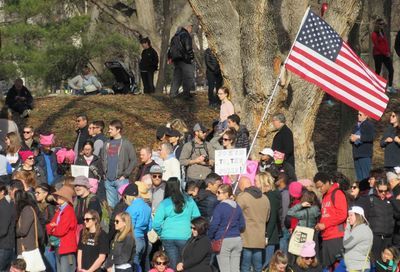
[387,86,397,94]
[20,109,31,118]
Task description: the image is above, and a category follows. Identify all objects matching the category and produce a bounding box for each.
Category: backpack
[168,31,184,61]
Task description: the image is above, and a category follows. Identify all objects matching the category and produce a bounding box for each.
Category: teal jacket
[287,204,320,228]
[153,196,201,240]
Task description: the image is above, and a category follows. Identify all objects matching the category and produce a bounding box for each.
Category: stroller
[105,60,137,94]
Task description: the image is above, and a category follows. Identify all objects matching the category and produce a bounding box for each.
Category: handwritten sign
[71,165,89,178]
[215,148,247,175]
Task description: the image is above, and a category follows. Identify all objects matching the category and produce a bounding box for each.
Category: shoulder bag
[211,206,237,253]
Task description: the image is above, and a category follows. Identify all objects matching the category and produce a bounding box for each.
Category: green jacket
[287,204,320,228]
[265,190,281,244]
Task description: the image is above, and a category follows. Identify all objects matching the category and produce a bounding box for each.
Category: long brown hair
[13,170,37,188]
[115,212,133,242]
[81,210,101,245]
[268,250,289,272]
[6,132,21,154]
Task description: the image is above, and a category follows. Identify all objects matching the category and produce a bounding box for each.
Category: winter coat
[139,46,158,72]
[380,125,400,168]
[272,124,295,169]
[169,28,194,64]
[153,196,200,240]
[105,233,135,268]
[36,149,60,185]
[343,223,373,271]
[204,48,220,73]
[194,189,219,221]
[372,31,390,56]
[208,200,246,241]
[319,183,347,240]
[181,234,212,272]
[0,197,15,250]
[74,126,90,156]
[265,190,281,245]
[16,206,40,255]
[235,125,250,153]
[287,204,320,228]
[367,192,394,236]
[236,186,270,248]
[391,184,400,246]
[73,193,102,224]
[108,200,128,242]
[46,203,78,255]
[5,85,33,108]
[351,119,375,159]
[135,160,158,181]
[75,154,104,179]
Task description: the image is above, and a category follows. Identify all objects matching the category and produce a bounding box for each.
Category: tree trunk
[189,0,362,178]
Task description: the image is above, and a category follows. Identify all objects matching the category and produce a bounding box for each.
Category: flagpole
[233,7,311,194]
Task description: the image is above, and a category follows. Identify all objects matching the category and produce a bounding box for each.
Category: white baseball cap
[348,206,369,225]
[259,148,274,157]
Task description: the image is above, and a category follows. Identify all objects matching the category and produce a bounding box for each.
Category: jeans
[354,157,372,181]
[140,71,155,93]
[263,244,276,268]
[162,239,187,270]
[241,248,263,272]
[134,237,146,269]
[374,54,394,86]
[217,237,243,272]
[0,248,14,271]
[44,246,57,272]
[55,249,76,272]
[279,228,290,254]
[170,61,195,97]
[105,178,129,208]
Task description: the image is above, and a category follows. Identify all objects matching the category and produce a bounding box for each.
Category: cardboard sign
[71,165,89,178]
[215,148,247,176]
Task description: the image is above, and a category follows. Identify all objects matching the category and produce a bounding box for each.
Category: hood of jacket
[244,186,263,199]
[222,199,237,208]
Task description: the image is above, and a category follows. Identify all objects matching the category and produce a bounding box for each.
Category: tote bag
[288,226,315,255]
[20,207,46,272]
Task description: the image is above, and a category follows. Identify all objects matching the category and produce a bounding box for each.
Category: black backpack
[168,31,184,61]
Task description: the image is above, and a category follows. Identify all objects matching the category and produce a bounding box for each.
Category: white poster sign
[71,165,89,178]
[215,148,247,176]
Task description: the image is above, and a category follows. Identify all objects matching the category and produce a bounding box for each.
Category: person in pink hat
[292,241,322,272]
[15,150,46,184]
[287,182,303,232]
[36,134,60,185]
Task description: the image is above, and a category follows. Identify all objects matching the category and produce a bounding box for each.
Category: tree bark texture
[189,0,362,178]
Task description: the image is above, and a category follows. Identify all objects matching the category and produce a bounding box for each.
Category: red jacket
[319,183,347,240]
[372,31,390,56]
[46,204,77,255]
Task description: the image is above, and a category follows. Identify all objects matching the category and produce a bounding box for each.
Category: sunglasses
[155,261,168,266]
[27,157,34,160]
[304,256,315,260]
[83,218,94,222]
[23,131,32,134]
[378,189,388,193]
[152,174,162,179]
[351,186,358,190]
[222,138,231,141]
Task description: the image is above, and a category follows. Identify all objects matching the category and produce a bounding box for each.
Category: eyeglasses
[152,174,162,179]
[83,218,94,222]
[222,138,231,141]
[351,186,358,190]
[23,131,32,134]
[155,261,168,266]
[378,189,388,193]
[304,256,315,260]
[114,220,120,224]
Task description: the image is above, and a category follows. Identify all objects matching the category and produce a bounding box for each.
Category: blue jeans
[279,228,290,254]
[241,248,263,272]
[354,157,372,181]
[105,178,129,208]
[263,244,276,269]
[44,246,57,272]
[134,237,146,268]
[162,239,187,270]
[0,248,14,271]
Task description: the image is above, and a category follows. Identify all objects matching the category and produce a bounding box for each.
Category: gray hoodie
[343,223,373,270]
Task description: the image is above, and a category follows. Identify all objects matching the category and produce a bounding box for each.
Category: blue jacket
[36,150,60,185]
[126,198,152,238]
[352,119,375,159]
[153,196,200,240]
[208,200,245,241]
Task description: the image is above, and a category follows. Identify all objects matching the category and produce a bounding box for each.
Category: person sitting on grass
[5,78,33,118]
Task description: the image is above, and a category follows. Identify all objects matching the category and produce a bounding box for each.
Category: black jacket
[265,190,281,245]
[367,191,394,236]
[75,126,90,154]
[5,85,33,108]
[139,47,158,72]
[169,28,194,64]
[351,119,375,159]
[194,189,219,221]
[108,201,128,242]
[181,234,212,272]
[391,184,400,246]
[204,48,220,73]
[75,154,104,179]
[235,125,250,153]
[105,234,135,268]
[135,160,158,181]
[0,198,15,250]
[380,125,400,168]
[272,125,295,169]
[20,139,39,152]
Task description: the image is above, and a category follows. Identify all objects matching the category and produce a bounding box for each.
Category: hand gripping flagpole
[233,7,311,194]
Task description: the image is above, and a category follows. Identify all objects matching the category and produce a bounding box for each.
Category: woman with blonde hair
[267,250,293,272]
[292,241,321,272]
[105,212,135,272]
[255,172,282,268]
[77,210,109,272]
[5,131,21,171]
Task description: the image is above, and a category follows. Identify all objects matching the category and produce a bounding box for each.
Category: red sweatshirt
[46,204,78,255]
[371,31,390,56]
[319,183,347,240]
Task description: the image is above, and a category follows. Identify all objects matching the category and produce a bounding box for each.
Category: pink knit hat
[56,148,75,164]
[289,181,303,198]
[298,179,313,187]
[39,134,54,146]
[300,241,316,258]
[19,150,34,162]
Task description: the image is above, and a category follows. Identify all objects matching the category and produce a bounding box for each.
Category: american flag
[285,10,389,120]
